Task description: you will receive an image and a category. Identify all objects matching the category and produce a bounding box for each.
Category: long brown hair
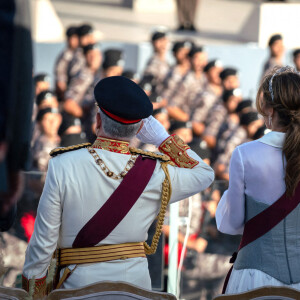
[256,67,300,197]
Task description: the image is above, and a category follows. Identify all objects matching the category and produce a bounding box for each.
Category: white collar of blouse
[258,131,285,148]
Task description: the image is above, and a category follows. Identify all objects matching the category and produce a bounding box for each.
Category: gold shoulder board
[129,147,174,164]
[50,143,92,157]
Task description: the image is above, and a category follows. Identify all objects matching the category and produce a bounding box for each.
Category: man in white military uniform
[22,76,214,298]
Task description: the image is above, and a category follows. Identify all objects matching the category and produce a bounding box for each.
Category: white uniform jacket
[23,136,214,291]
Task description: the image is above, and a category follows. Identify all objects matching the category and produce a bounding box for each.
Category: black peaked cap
[220,68,238,80]
[268,34,282,47]
[235,99,253,113]
[240,111,259,126]
[293,49,300,58]
[77,24,93,37]
[94,76,153,124]
[152,31,166,42]
[34,73,50,84]
[204,59,222,73]
[188,46,203,58]
[36,107,59,122]
[36,90,56,106]
[66,26,78,37]
[102,49,123,69]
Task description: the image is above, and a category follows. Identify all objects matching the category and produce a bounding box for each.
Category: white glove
[137,116,170,147]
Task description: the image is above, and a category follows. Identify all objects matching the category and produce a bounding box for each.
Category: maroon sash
[222,182,300,294]
[72,156,157,248]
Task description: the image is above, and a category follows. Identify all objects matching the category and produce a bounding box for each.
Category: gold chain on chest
[87,147,138,180]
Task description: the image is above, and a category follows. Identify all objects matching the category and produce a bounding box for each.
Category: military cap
[139,75,155,92]
[151,30,167,42]
[153,108,167,116]
[293,49,300,58]
[94,76,153,124]
[204,59,222,73]
[66,26,78,37]
[169,120,192,132]
[222,88,242,103]
[34,73,50,84]
[240,111,259,126]
[83,43,99,55]
[189,139,211,160]
[188,46,203,57]
[77,24,94,37]
[235,99,253,113]
[59,112,82,135]
[253,125,268,140]
[268,34,282,47]
[36,90,56,106]
[172,41,193,53]
[102,49,124,70]
[220,68,238,80]
[122,70,138,81]
[36,107,59,122]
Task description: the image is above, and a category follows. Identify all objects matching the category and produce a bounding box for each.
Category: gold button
[178,152,182,156]
[167,140,172,144]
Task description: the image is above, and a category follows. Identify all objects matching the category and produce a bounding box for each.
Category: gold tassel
[144,162,172,255]
[46,258,57,293]
[24,277,35,300]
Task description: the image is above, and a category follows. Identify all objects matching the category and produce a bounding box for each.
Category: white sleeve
[216,147,245,235]
[168,149,215,203]
[23,158,61,279]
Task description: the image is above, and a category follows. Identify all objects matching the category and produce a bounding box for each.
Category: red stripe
[101,108,141,124]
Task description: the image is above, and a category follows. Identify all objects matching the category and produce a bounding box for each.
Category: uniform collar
[258,131,285,148]
[92,137,130,154]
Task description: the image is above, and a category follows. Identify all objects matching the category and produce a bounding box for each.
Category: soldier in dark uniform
[64,44,102,141]
[67,24,97,83]
[219,67,239,91]
[162,40,192,104]
[59,112,88,147]
[143,30,170,91]
[192,59,223,136]
[203,88,242,150]
[214,111,263,181]
[261,34,284,78]
[32,91,60,145]
[55,26,79,101]
[102,49,124,78]
[293,49,300,72]
[168,46,208,122]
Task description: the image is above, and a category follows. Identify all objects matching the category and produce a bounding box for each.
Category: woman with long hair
[216,66,300,293]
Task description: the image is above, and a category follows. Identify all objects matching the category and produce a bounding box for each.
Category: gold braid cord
[22,274,47,299]
[50,143,92,157]
[144,162,172,255]
[158,134,199,169]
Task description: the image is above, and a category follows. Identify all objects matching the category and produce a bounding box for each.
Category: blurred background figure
[261,34,284,77]
[293,48,300,72]
[143,29,170,94]
[176,0,200,31]
[32,108,62,172]
[55,26,79,101]
[34,73,51,96]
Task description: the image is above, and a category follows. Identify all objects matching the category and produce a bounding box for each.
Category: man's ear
[136,120,144,134]
[96,112,101,130]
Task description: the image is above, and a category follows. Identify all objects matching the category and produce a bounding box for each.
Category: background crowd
[6,21,300,299]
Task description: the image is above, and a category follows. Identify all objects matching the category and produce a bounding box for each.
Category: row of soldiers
[31,26,300,182]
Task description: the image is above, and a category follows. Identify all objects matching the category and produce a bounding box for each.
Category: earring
[268,115,272,128]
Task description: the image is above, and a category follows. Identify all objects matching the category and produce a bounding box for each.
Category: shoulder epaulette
[50,143,92,157]
[129,147,174,165]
